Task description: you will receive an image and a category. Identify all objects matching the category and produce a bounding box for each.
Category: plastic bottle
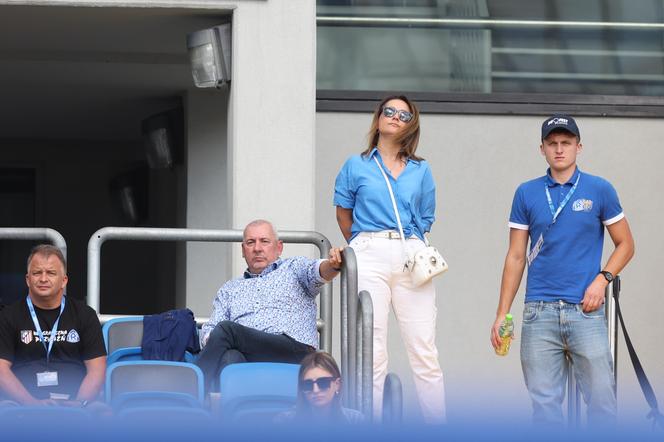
[495,313,514,356]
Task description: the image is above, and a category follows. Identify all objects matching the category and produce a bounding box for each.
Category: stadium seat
[102,317,197,363]
[219,362,299,422]
[0,405,92,423]
[117,405,212,424]
[103,316,144,355]
[106,360,204,409]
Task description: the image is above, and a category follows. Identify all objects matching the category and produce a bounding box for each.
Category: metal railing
[383,372,403,424]
[87,227,333,352]
[0,228,67,259]
[567,276,620,426]
[340,247,376,413]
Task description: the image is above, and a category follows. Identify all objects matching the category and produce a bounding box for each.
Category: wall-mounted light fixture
[141,108,184,170]
[186,23,231,88]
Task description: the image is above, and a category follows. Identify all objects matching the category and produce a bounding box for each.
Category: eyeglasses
[382,106,413,123]
[301,376,337,392]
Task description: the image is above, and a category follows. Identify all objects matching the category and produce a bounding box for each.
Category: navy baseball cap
[541,115,580,140]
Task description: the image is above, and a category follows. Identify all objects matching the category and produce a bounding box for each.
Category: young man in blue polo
[491,115,635,425]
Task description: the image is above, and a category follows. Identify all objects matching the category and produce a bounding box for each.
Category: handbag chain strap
[373,156,428,265]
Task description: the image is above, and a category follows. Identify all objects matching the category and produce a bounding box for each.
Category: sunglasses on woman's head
[382,106,413,123]
[301,376,336,392]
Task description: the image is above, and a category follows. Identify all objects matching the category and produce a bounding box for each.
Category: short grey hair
[27,244,67,274]
[243,219,279,241]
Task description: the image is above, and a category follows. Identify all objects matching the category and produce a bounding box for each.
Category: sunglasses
[382,106,413,123]
[301,376,337,392]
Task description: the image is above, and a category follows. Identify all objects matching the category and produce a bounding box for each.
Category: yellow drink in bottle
[495,313,514,356]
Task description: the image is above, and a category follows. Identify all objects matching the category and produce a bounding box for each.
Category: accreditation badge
[36,371,58,387]
[527,233,544,266]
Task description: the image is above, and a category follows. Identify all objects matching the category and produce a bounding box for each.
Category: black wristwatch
[600,270,614,283]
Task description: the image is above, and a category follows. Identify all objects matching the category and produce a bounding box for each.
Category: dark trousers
[195,321,314,392]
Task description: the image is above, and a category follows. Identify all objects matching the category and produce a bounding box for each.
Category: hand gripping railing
[0,228,67,260]
[567,276,619,426]
[87,227,333,352]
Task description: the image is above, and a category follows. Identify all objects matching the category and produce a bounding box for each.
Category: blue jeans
[520,301,616,426]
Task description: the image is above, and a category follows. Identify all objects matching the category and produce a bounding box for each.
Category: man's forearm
[76,357,106,401]
[0,364,38,405]
[319,260,341,282]
[603,240,635,277]
[496,254,527,317]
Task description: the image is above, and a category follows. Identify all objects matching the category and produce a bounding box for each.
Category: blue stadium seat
[106,360,204,410]
[219,362,299,422]
[111,391,202,410]
[102,317,197,363]
[117,405,212,424]
[103,316,144,355]
[0,405,92,423]
[107,346,197,365]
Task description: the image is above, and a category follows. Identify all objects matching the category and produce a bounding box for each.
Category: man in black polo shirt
[0,244,106,406]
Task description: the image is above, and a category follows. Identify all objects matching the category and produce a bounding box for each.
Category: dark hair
[361,95,422,161]
[26,244,67,274]
[295,351,344,420]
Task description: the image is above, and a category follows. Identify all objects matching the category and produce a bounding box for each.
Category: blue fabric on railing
[141,309,200,362]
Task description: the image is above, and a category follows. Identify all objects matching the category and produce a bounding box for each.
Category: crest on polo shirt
[66,329,80,343]
[20,330,34,344]
[572,199,593,212]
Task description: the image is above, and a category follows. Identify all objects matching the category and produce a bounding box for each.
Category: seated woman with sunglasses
[274,351,364,425]
[334,95,445,424]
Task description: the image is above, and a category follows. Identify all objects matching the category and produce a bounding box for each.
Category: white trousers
[350,233,446,424]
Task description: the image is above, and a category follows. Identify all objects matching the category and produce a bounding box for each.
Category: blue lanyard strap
[545,172,581,224]
[26,296,65,365]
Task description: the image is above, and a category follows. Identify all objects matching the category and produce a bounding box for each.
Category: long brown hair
[295,351,344,419]
[361,95,422,161]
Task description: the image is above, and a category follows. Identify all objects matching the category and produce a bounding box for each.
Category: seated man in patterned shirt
[196,219,343,391]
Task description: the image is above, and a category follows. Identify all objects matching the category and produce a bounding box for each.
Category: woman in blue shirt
[334,95,445,424]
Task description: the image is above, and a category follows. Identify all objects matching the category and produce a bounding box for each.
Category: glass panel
[317,0,664,96]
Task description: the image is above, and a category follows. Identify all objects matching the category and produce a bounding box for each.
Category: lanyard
[545,172,580,224]
[26,296,65,365]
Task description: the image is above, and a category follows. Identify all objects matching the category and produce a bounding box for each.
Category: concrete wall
[183,90,232,315]
[184,0,318,315]
[316,111,664,422]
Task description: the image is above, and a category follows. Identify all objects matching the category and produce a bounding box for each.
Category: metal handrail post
[87,226,332,350]
[607,276,620,388]
[383,373,403,424]
[0,228,67,260]
[358,290,373,419]
[0,228,67,295]
[340,256,349,404]
[340,247,358,407]
[567,278,618,426]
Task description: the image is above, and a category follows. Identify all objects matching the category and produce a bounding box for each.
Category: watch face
[602,271,613,282]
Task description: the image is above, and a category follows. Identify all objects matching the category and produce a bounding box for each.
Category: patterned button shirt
[200,257,326,349]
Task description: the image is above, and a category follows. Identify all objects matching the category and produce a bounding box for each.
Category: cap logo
[548,117,568,126]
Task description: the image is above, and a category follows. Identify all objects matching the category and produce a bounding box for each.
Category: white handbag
[373,157,449,287]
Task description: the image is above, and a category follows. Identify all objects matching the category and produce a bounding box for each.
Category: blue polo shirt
[334,148,436,242]
[509,167,624,303]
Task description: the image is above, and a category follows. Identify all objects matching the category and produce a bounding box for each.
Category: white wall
[184,1,318,306]
[316,111,664,423]
[227,0,318,275]
[184,90,232,316]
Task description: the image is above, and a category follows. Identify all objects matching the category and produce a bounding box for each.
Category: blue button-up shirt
[334,148,436,242]
[200,257,326,348]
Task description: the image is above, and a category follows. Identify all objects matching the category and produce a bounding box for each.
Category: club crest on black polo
[66,329,80,343]
[20,330,33,344]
